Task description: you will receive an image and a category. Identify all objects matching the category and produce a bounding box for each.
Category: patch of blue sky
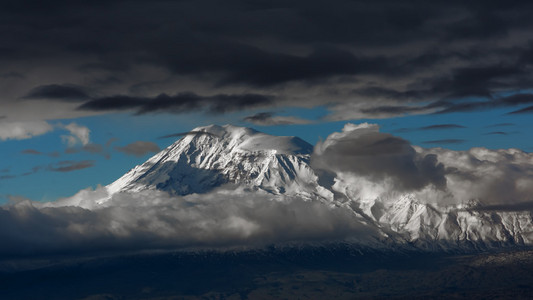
[241,104,533,151]
[376,107,531,151]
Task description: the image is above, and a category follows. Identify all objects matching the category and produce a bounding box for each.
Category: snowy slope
[107,125,332,200]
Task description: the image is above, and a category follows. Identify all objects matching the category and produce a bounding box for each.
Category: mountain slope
[107,125,332,200]
[103,124,533,250]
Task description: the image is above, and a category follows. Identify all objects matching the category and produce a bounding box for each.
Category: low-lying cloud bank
[0,187,376,258]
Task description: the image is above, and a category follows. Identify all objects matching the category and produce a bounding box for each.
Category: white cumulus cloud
[312,123,533,209]
[59,122,90,146]
[0,120,54,141]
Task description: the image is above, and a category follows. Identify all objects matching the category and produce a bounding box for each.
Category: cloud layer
[3,1,533,121]
[0,187,375,257]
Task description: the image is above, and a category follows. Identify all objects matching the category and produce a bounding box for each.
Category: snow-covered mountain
[104,124,533,250]
[107,124,331,200]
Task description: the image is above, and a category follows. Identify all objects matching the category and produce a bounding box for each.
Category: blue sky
[1,103,532,203]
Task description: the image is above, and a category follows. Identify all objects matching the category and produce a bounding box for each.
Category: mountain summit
[106,125,330,200]
[103,124,533,250]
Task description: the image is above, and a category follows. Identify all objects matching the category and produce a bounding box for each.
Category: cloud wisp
[59,122,90,146]
[20,149,42,155]
[420,124,466,130]
[508,105,533,114]
[47,160,95,172]
[243,112,312,126]
[158,131,218,139]
[393,124,466,133]
[1,159,97,180]
[423,139,466,145]
[115,141,161,157]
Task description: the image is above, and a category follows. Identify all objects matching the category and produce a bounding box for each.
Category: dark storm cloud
[212,47,391,87]
[78,92,273,114]
[4,0,533,120]
[115,141,160,157]
[147,38,392,87]
[47,160,95,172]
[351,87,427,101]
[312,124,447,191]
[0,72,24,79]
[361,89,533,115]
[431,65,525,100]
[23,84,89,101]
[359,105,428,116]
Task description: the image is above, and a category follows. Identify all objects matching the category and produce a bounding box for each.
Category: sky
[2,0,533,203]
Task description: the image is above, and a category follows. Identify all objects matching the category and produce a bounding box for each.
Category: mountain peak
[106,124,318,196]
[189,124,312,155]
